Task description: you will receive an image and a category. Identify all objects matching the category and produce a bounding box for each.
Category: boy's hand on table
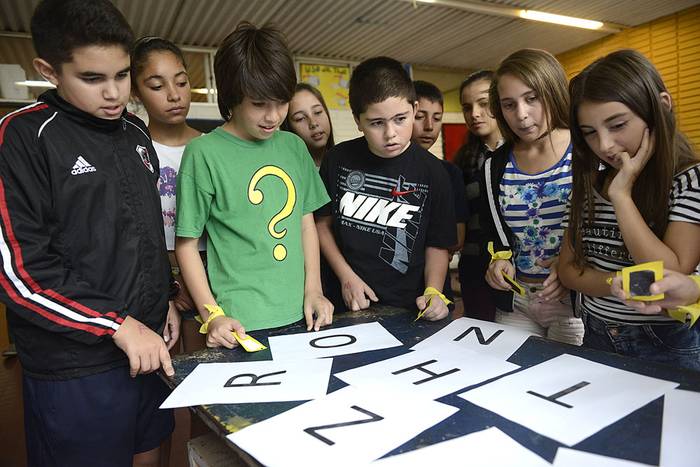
[340,272,379,311]
[206,316,246,349]
[113,316,174,378]
[416,293,449,321]
[163,301,181,350]
[304,291,334,331]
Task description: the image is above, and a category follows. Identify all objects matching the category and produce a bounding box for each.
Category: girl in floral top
[481,49,584,345]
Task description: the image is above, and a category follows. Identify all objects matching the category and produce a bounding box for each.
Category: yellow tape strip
[197,304,226,334]
[487,241,512,264]
[416,286,452,321]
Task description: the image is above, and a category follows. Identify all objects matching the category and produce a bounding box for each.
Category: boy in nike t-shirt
[315,56,456,319]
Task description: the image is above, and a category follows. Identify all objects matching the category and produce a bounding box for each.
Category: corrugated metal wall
[557,5,700,147]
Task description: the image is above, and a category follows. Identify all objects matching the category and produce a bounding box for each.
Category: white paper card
[459,354,679,446]
[335,343,519,400]
[553,448,655,467]
[412,317,533,360]
[160,359,332,408]
[228,386,458,467]
[373,427,550,466]
[660,389,700,467]
[269,322,403,361]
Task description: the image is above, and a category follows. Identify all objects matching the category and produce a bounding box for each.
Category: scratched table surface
[166,306,700,465]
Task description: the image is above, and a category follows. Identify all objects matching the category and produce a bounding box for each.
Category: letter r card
[160,359,332,408]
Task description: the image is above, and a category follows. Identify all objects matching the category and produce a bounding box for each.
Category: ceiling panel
[1,0,698,76]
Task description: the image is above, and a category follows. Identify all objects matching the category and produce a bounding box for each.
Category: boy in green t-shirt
[175,22,333,348]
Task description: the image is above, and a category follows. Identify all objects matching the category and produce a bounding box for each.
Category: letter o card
[160,359,332,408]
[268,322,403,361]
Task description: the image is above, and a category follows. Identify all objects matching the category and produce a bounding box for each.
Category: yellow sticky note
[233,332,267,352]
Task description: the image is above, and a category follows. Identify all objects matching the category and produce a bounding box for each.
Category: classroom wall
[557,5,700,147]
[412,68,467,113]
[443,88,463,113]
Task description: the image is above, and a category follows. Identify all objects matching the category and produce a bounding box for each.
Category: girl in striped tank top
[559,49,700,371]
[481,49,584,345]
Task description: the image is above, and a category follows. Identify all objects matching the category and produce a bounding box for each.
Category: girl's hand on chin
[608,128,653,199]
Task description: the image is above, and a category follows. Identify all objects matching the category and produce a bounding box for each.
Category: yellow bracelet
[196,304,225,334]
[688,275,700,295]
[423,286,453,306]
[487,241,512,265]
[668,276,700,327]
[605,271,621,286]
[415,287,452,321]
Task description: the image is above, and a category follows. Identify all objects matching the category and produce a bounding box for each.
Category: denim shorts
[582,312,700,372]
[23,366,174,467]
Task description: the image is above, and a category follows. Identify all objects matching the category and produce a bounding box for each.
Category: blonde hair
[489,48,569,143]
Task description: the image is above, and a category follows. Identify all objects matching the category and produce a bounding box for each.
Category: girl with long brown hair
[559,49,700,370]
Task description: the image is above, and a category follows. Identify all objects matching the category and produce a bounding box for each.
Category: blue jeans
[583,312,700,372]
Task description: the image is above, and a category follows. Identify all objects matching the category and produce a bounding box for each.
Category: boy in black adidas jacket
[0,1,177,465]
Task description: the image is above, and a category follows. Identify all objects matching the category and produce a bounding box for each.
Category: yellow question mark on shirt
[247,166,297,261]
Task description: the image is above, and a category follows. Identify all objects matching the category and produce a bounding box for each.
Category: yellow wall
[412,68,467,113]
[557,5,700,147]
[442,88,462,113]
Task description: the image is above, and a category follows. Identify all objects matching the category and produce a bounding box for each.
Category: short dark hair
[31,0,134,70]
[413,80,443,106]
[349,56,416,117]
[131,37,187,85]
[214,22,296,121]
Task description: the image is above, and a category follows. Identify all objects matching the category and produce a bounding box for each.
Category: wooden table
[166,306,700,465]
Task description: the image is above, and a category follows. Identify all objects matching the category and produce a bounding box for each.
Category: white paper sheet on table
[335,342,519,400]
[372,427,550,466]
[553,448,655,467]
[160,359,332,408]
[227,386,459,467]
[660,389,700,467]
[411,317,533,360]
[268,322,403,361]
[459,354,679,446]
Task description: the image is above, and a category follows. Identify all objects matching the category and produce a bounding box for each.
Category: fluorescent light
[191,88,216,95]
[14,80,55,88]
[519,10,603,30]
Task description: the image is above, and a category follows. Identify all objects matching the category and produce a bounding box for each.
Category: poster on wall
[299,63,351,110]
